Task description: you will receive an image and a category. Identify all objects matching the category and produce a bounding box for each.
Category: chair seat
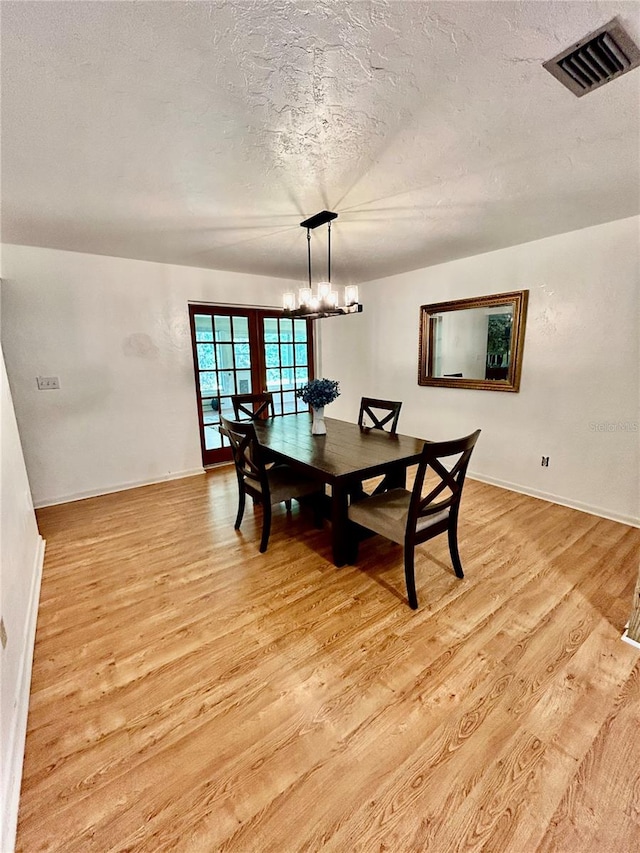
[348,488,450,545]
[263,465,322,505]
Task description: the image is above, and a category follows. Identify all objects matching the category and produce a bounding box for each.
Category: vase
[311,406,326,435]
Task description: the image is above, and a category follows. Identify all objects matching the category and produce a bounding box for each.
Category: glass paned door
[263,317,312,415]
[189,305,314,465]
[193,310,254,461]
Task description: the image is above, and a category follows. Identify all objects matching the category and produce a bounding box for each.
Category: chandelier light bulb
[299,287,313,306]
[317,281,331,301]
[344,285,359,306]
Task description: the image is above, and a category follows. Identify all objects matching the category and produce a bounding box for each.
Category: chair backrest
[231,392,275,421]
[358,397,402,433]
[221,416,269,495]
[407,430,481,532]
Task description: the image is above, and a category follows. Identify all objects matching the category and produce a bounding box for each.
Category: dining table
[252,414,428,566]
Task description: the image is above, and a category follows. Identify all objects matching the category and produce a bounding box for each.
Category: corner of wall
[1,536,45,853]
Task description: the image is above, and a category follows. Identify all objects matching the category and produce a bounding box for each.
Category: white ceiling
[1,1,639,284]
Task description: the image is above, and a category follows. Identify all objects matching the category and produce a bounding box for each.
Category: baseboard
[621,621,640,650]
[1,535,45,853]
[468,471,640,528]
[33,468,205,509]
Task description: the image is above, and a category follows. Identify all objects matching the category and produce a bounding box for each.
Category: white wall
[0,345,45,853]
[321,216,640,525]
[1,245,294,506]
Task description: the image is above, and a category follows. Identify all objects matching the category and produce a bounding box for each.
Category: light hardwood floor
[17,468,640,852]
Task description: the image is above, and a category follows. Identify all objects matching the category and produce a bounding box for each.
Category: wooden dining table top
[252,414,427,484]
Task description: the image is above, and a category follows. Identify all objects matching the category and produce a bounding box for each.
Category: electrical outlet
[541,456,549,467]
[37,376,60,390]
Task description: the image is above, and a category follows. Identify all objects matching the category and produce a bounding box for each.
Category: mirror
[418,290,528,392]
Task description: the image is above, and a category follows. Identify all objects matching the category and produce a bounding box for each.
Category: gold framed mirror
[418,290,529,392]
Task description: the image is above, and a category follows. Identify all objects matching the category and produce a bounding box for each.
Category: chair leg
[373,463,405,495]
[313,493,324,529]
[234,488,246,530]
[448,522,464,578]
[404,546,419,609]
[349,480,367,502]
[259,502,272,553]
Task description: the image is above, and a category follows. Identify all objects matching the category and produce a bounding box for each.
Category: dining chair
[231,392,279,466]
[221,416,324,553]
[356,397,403,497]
[347,429,481,609]
[358,397,402,433]
[231,392,275,421]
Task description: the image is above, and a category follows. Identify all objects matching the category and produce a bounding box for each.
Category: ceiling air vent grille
[543,18,640,96]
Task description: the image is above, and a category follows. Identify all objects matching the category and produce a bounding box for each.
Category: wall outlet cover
[37,376,60,390]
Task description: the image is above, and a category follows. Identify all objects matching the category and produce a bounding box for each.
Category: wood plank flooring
[16,468,640,852]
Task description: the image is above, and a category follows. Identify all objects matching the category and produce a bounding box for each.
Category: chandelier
[282,210,363,319]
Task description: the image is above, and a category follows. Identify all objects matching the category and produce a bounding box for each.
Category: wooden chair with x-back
[221,416,324,553]
[358,397,402,433]
[231,392,275,421]
[355,397,403,497]
[347,429,481,609]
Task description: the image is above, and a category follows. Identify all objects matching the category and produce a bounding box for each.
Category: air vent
[543,18,640,96]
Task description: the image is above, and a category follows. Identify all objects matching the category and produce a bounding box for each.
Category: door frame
[188,304,315,466]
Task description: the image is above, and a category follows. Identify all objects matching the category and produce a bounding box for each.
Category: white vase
[311,406,326,435]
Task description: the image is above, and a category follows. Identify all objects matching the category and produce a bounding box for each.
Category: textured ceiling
[1,1,639,284]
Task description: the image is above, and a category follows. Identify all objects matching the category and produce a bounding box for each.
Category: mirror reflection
[431,305,514,380]
[419,291,528,392]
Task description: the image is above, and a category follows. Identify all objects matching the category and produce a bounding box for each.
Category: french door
[188,305,314,465]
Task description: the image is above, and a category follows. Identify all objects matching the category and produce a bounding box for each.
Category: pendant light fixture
[283,210,363,319]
